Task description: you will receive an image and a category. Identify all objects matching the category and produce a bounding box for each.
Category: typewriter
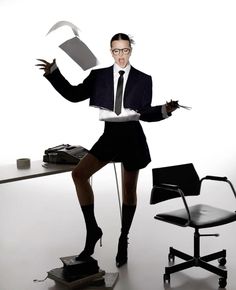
[43,144,88,164]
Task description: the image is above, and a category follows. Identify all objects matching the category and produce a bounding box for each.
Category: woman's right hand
[165,99,179,113]
[35,58,56,75]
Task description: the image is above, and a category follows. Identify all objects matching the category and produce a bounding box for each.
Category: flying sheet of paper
[47,20,80,36]
[178,104,192,110]
[168,100,192,110]
[47,21,98,70]
[59,36,98,70]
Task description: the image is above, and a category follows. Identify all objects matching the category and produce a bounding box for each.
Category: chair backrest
[151,163,201,204]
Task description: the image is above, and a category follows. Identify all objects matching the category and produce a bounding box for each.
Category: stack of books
[47,255,118,289]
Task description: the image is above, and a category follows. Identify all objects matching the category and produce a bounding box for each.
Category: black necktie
[114,70,125,115]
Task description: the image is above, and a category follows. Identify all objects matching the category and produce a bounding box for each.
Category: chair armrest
[150,183,191,226]
[201,175,236,199]
[204,175,228,182]
[158,183,179,191]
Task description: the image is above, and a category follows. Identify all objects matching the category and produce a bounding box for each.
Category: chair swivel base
[163,247,227,288]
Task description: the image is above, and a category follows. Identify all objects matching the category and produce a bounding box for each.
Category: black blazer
[45,65,167,122]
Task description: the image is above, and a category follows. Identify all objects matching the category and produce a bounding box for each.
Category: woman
[36,33,178,267]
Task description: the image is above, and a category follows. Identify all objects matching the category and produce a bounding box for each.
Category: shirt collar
[113,63,131,75]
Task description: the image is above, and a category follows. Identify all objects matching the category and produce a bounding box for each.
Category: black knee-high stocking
[120,203,136,237]
[81,204,99,232]
[116,203,136,267]
[76,204,102,260]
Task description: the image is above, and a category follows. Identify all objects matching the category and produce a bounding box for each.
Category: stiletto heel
[76,227,103,261]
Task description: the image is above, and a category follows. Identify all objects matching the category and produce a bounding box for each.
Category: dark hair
[110,33,135,48]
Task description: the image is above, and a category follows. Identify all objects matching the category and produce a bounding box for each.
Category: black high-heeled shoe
[76,227,103,261]
[116,236,129,267]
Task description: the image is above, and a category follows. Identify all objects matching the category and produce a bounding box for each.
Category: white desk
[0,160,122,219]
[0,161,76,184]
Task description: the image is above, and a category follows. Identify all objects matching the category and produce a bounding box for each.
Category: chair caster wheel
[219,277,227,288]
[218,257,226,266]
[163,273,170,284]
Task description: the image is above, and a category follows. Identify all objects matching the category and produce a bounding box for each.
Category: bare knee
[123,191,137,205]
[122,167,139,205]
[122,177,138,205]
[72,166,89,185]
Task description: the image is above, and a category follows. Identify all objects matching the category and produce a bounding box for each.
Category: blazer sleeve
[45,68,93,103]
[139,105,171,122]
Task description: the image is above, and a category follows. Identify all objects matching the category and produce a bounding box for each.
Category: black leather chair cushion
[155,204,236,228]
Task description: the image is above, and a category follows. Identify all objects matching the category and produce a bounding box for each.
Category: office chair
[150,163,236,288]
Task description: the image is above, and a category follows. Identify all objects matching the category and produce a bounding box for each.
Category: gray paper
[47,20,80,36]
[59,36,98,70]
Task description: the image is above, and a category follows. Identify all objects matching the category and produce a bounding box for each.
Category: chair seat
[155,204,236,228]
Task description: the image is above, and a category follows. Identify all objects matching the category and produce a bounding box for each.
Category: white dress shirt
[99,63,142,122]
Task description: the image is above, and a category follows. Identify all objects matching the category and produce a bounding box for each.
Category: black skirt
[89,121,151,171]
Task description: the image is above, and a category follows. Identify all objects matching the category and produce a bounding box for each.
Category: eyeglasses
[112,48,131,55]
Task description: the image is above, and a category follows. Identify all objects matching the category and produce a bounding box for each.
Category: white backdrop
[0,0,236,180]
